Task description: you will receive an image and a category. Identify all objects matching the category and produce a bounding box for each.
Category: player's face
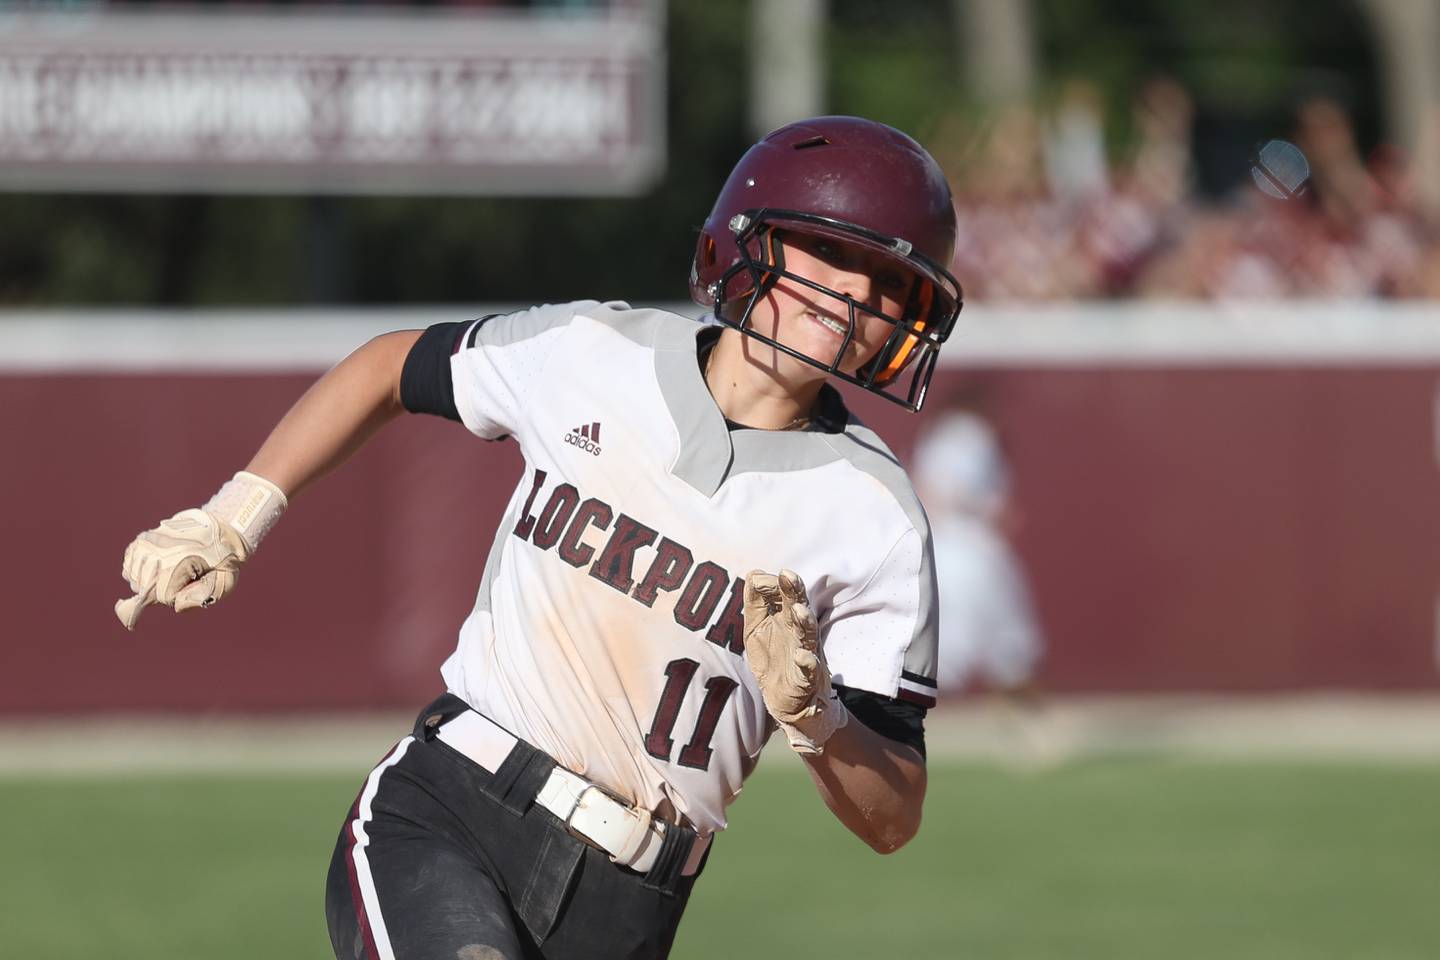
[751,231,916,378]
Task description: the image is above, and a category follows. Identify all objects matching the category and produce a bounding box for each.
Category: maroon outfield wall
[864,366,1440,693]
[3,356,1438,713]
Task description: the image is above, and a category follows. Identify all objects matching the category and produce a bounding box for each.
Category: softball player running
[115,115,962,960]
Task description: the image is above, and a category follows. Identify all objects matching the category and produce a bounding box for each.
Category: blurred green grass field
[3,758,1437,959]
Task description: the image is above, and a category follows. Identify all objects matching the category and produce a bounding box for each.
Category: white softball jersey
[425,300,938,835]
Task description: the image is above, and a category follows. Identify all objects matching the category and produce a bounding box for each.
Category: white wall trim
[3,300,1440,371]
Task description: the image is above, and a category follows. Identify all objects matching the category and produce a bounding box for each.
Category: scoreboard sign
[0,4,665,194]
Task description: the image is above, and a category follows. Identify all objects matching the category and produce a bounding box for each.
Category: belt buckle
[564,783,663,862]
[566,779,626,831]
[562,798,612,853]
[579,772,632,811]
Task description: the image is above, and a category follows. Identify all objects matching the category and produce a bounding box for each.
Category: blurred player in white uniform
[912,391,1044,697]
[114,117,964,960]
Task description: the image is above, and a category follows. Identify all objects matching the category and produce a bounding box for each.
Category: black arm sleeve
[399,321,470,421]
[834,684,928,759]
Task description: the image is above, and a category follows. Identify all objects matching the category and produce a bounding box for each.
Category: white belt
[435,709,709,876]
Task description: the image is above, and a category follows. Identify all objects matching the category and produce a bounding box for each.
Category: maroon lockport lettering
[632,538,695,608]
[703,576,747,653]
[674,562,730,633]
[511,468,548,540]
[588,514,659,593]
[531,483,580,550]
[557,498,614,567]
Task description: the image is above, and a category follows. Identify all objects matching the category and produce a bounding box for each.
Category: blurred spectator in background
[1043,79,1109,208]
[911,386,1045,706]
[947,79,1440,303]
[950,76,1196,301]
[1089,76,1197,294]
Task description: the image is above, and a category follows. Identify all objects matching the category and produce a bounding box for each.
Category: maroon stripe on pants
[343,796,384,960]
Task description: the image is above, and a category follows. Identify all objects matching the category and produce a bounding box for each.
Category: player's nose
[830,263,874,305]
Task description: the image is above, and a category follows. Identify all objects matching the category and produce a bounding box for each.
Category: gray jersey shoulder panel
[724,404,922,528]
[465,298,691,351]
[818,418,929,538]
[466,300,606,348]
[818,418,939,684]
[650,316,735,497]
[576,300,680,347]
[727,406,938,685]
[726,427,845,475]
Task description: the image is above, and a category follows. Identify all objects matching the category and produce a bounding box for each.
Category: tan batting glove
[115,471,288,630]
[742,568,848,756]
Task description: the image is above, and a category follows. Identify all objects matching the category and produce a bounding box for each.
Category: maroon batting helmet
[690,116,963,412]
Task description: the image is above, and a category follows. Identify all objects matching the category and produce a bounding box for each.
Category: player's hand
[742,568,848,756]
[114,471,288,630]
[115,509,251,630]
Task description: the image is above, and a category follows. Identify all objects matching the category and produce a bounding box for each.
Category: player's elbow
[866,825,916,855]
[863,807,922,855]
[869,752,927,854]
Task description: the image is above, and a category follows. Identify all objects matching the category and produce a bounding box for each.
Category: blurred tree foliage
[0,0,1380,306]
[827,0,961,143]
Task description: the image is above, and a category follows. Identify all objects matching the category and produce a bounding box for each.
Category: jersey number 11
[644,658,738,771]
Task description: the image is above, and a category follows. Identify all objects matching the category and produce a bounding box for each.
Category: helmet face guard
[709,208,964,412]
[691,116,965,413]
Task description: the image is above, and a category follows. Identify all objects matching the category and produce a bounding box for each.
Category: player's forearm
[801,718,927,854]
[246,330,422,497]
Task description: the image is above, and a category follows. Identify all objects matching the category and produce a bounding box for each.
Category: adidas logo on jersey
[563,421,603,456]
